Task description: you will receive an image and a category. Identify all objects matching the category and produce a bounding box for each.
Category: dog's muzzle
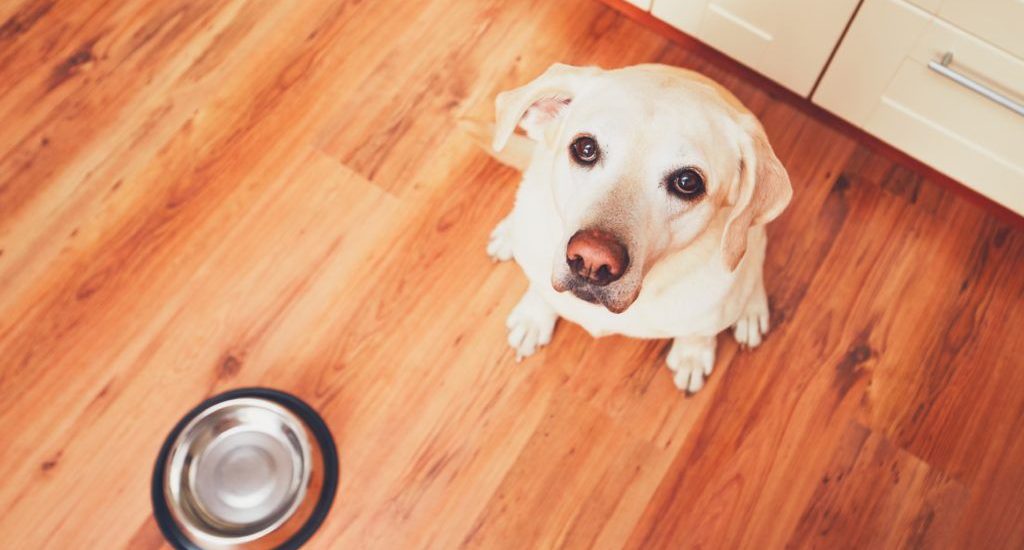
[564,229,629,286]
[552,229,639,313]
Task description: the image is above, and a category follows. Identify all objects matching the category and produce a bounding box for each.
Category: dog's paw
[506,290,557,362]
[487,216,514,262]
[666,336,716,394]
[733,290,770,349]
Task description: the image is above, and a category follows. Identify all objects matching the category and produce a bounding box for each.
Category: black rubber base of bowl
[151,387,339,550]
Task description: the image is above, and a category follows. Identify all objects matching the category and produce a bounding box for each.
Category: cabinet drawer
[905,0,1024,59]
[814,0,1024,214]
[650,0,859,95]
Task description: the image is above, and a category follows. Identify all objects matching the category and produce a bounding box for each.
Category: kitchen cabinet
[814,0,1024,214]
[650,0,860,95]
[627,0,1024,215]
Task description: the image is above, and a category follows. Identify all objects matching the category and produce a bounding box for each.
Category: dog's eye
[569,136,600,165]
[668,169,705,199]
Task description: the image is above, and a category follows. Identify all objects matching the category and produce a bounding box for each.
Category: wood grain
[1,0,1022,548]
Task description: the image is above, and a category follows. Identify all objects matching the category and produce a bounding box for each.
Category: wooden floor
[1,0,1023,548]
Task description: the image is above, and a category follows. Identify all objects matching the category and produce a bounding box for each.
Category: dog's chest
[536,267,741,339]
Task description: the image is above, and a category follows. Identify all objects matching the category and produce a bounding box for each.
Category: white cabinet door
[814,0,1024,215]
[650,0,859,95]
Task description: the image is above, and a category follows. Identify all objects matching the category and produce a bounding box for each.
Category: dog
[470,63,792,393]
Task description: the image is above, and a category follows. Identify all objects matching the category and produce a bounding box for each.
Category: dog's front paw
[733,287,770,349]
[487,216,514,262]
[666,336,716,394]
[506,289,557,362]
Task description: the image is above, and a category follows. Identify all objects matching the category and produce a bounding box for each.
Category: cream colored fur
[472,63,792,393]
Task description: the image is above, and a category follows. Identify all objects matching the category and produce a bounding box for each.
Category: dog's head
[493,64,791,313]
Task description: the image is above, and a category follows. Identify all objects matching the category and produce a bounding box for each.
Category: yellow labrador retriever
[476,63,791,393]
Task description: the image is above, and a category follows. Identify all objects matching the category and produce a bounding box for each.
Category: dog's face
[493,64,791,313]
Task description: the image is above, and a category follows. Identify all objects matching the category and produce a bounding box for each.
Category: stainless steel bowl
[153,389,338,550]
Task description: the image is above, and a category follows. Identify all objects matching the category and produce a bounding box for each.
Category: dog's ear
[720,116,792,271]
[492,63,599,152]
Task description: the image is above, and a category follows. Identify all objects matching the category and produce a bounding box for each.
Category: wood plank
[1,0,1022,548]
[788,422,969,549]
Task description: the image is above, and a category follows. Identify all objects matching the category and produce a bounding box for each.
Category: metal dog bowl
[152,388,338,550]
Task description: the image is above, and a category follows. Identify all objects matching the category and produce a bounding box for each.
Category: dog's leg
[666,335,717,393]
[733,274,770,349]
[506,286,558,362]
[487,214,515,262]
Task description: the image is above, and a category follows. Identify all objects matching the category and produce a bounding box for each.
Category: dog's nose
[565,229,629,286]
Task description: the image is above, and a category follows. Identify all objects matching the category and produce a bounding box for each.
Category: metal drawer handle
[927,52,1024,117]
